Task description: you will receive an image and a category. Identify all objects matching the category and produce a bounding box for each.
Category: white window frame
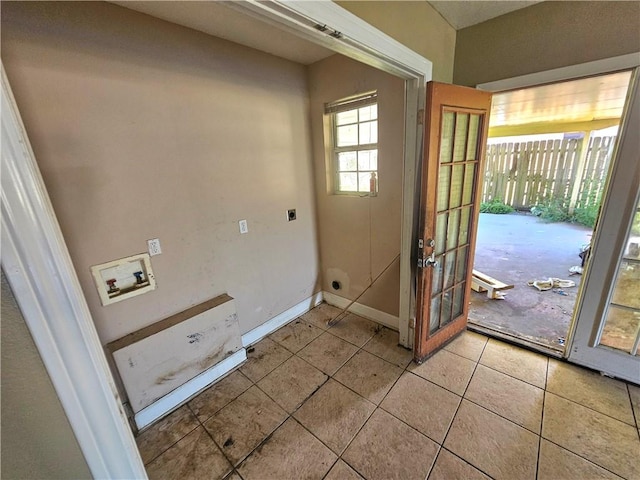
[327,92,379,195]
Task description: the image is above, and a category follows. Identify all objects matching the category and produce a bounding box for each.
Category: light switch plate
[239,220,248,234]
[147,238,162,256]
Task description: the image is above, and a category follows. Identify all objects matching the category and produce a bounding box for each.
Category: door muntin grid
[430,110,482,334]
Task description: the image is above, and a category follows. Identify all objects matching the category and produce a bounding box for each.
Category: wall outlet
[147,238,162,256]
[239,219,248,234]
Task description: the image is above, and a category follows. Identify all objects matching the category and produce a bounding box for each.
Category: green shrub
[530,199,570,223]
[572,204,599,229]
[632,212,640,236]
[480,199,515,214]
[531,197,602,229]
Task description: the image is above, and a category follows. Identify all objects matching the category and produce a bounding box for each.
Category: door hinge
[418,239,424,249]
[409,318,416,329]
[417,109,425,125]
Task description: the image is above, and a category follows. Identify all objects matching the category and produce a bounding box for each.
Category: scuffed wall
[2,1,319,343]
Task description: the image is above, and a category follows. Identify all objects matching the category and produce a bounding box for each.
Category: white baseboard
[322,291,400,330]
[241,292,324,347]
[134,348,247,430]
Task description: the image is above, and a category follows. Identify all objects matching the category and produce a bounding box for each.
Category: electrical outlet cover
[147,238,162,256]
[239,219,248,234]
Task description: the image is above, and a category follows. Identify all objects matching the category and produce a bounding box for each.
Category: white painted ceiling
[490,71,632,127]
[111,1,334,65]
[429,1,543,30]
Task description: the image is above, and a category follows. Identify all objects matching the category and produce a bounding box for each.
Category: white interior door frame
[0,2,431,475]
[1,65,148,479]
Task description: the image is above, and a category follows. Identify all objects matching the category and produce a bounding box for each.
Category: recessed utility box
[91,253,156,306]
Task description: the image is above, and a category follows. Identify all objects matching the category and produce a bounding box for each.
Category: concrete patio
[469,212,593,351]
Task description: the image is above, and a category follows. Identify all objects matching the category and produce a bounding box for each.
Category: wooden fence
[481,135,616,210]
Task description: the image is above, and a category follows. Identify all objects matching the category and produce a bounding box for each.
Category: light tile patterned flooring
[137,303,640,480]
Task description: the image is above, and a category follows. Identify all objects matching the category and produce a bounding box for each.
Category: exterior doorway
[468,70,634,355]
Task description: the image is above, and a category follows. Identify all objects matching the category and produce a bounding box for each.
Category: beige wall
[2,2,319,344]
[307,54,405,317]
[454,1,640,87]
[1,272,91,479]
[337,0,456,82]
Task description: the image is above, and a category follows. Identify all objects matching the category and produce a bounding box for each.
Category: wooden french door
[415,82,492,361]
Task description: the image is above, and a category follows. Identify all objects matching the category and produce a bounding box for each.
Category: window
[326,92,378,194]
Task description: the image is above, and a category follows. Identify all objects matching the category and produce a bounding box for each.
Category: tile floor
[137,303,640,480]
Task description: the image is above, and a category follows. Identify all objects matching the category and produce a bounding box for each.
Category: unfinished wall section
[454,1,640,87]
[1,2,319,343]
[307,54,405,320]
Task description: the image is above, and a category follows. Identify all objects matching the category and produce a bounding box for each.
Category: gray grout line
[534,358,549,480]
[540,437,627,480]
[428,336,490,478]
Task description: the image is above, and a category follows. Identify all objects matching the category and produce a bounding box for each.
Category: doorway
[470,71,631,356]
[467,70,634,355]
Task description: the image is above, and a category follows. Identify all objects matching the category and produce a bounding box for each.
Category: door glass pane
[431,255,444,295]
[453,113,469,162]
[446,209,460,251]
[439,112,455,164]
[438,166,451,211]
[443,251,456,290]
[453,284,465,319]
[449,165,464,209]
[459,207,471,245]
[611,263,640,310]
[456,247,468,284]
[441,290,453,327]
[466,115,480,160]
[598,202,640,354]
[430,296,441,334]
[435,214,447,255]
[462,164,476,205]
[600,307,640,353]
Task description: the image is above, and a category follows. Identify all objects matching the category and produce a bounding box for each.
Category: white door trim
[475,55,640,380]
[567,68,640,383]
[1,65,148,479]
[477,52,640,92]
[1,2,431,474]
